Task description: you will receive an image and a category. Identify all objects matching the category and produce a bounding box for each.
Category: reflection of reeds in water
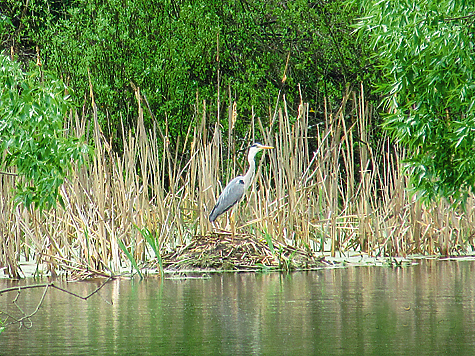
[1,86,474,277]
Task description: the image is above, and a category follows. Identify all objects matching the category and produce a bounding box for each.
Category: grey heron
[209,143,274,225]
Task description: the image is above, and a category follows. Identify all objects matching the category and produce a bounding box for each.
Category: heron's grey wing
[209,176,246,222]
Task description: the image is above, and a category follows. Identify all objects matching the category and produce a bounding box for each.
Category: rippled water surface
[2,259,475,355]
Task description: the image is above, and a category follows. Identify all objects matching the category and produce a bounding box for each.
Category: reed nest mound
[162,232,328,272]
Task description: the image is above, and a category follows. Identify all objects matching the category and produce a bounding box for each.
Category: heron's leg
[230,213,235,240]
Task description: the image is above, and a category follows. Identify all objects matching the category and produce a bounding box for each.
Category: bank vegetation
[1,85,474,278]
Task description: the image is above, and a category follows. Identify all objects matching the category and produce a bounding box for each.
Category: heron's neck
[243,155,256,190]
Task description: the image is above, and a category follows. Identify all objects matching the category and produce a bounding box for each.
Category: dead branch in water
[0,277,114,330]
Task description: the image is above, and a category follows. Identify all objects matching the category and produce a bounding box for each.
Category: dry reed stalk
[3,86,475,277]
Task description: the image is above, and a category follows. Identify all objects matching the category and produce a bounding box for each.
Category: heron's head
[248,143,274,160]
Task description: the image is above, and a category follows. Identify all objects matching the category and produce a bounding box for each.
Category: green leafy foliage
[354,0,475,205]
[117,238,143,279]
[2,0,366,148]
[0,54,90,210]
[135,224,164,278]
[0,11,13,34]
[0,316,4,334]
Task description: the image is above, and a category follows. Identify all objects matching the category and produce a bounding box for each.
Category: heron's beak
[258,144,274,150]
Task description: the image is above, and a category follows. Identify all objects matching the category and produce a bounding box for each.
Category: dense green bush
[354,0,475,205]
[2,0,366,149]
[0,54,90,210]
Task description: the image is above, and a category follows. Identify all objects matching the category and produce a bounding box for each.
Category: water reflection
[2,260,475,355]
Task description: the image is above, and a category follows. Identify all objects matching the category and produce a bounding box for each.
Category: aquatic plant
[1,83,474,278]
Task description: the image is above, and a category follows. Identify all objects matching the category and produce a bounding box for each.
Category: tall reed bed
[1,87,474,278]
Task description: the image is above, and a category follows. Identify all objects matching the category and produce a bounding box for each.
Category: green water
[1,259,475,355]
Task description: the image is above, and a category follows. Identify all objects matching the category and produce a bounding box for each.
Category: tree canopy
[5,0,475,205]
[354,0,475,205]
[1,0,365,147]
